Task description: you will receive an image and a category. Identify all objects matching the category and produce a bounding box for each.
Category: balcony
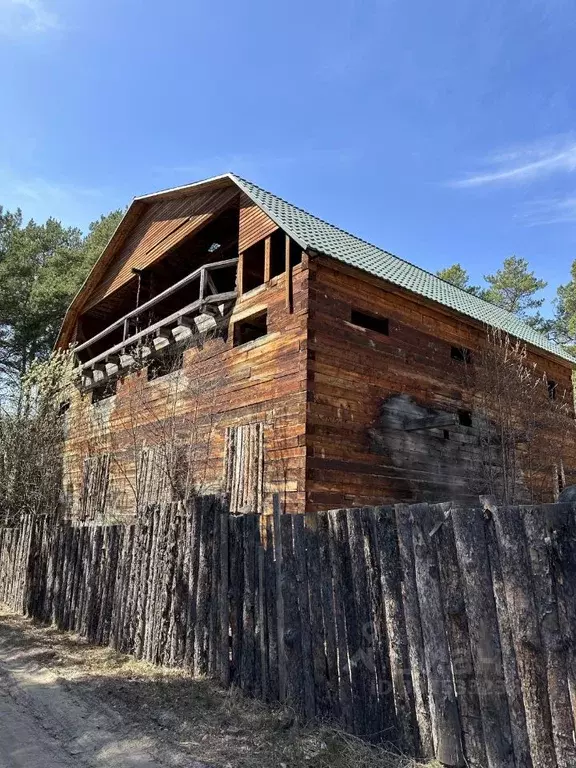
[73,257,238,391]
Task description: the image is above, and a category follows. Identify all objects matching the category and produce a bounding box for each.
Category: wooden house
[56,173,576,518]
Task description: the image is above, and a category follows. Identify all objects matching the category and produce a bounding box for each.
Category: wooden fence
[1,498,576,768]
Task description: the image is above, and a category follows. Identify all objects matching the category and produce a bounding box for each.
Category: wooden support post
[264,237,271,283]
[285,235,292,312]
[237,253,244,298]
[199,267,207,301]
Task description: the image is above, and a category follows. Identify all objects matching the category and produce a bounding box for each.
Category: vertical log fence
[1,498,576,768]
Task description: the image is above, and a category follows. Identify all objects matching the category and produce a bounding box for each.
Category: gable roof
[59,172,574,364]
[226,173,575,365]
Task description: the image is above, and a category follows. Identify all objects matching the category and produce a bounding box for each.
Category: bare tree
[469,328,575,504]
[0,349,75,525]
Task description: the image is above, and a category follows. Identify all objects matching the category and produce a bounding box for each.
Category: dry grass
[0,608,438,768]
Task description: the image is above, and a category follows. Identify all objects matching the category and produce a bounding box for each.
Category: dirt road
[0,612,209,768]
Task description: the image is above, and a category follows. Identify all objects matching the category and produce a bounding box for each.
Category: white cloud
[516,196,576,226]
[451,135,576,187]
[0,0,60,36]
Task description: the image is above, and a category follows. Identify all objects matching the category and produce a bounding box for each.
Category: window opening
[350,309,389,336]
[234,311,268,347]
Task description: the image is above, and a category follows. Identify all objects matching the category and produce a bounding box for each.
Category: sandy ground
[0,609,210,768]
[0,606,433,768]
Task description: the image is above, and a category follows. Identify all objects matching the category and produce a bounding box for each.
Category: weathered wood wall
[306,257,576,509]
[3,499,576,768]
[63,261,309,519]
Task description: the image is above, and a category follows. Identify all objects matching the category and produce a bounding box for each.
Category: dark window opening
[350,309,389,336]
[234,311,268,347]
[451,346,472,363]
[91,379,117,404]
[443,429,450,440]
[58,400,71,417]
[270,229,286,278]
[242,240,266,293]
[458,409,473,427]
[148,349,184,381]
[547,379,557,400]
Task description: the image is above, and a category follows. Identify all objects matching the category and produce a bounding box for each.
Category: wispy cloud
[516,196,576,226]
[0,0,60,36]
[451,135,576,187]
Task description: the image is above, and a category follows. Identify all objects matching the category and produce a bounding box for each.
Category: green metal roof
[231,173,575,365]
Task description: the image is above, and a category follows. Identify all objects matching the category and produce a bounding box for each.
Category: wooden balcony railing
[74,257,238,389]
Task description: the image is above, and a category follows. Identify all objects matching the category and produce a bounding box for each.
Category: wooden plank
[411,503,464,766]
[237,253,244,298]
[394,504,434,757]
[273,495,286,701]
[371,506,414,750]
[264,515,279,701]
[484,511,532,768]
[315,512,339,718]
[219,506,230,686]
[544,503,576,764]
[293,514,316,719]
[184,498,202,671]
[327,509,354,730]
[346,508,379,736]
[523,504,576,768]
[264,237,271,283]
[280,514,304,713]
[194,497,214,675]
[230,514,244,685]
[241,513,257,694]
[304,515,329,717]
[492,504,556,768]
[450,506,512,768]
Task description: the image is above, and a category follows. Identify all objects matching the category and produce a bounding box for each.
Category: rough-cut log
[280,514,304,712]
[411,503,464,767]
[450,505,513,767]
[523,504,576,768]
[492,504,557,768]
[293,514,316,719]
[395,504,434,757]
[372,506,416,752]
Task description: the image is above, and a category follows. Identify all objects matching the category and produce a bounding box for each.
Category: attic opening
[240,232,302,293]
[74,204,240,373]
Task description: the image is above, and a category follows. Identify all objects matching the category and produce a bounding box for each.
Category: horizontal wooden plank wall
[305,259,576,510]
[238,193,279,254]
[62,262,310,518]
[3,499,576,768]
[85,186,239,310]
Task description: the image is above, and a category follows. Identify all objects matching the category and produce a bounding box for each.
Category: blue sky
[2,0,576,314]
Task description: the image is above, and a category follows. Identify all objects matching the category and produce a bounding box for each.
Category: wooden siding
[85,186,239,310]
[62,264,309,518]
[305,258,576,511]
[238,193,278,254]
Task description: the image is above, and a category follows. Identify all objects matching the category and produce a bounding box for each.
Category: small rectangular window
[234,311,268,347]
[458,409,473,427]
[350,309,389,336]
[451,346,472,364]
[547,380,557,400]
